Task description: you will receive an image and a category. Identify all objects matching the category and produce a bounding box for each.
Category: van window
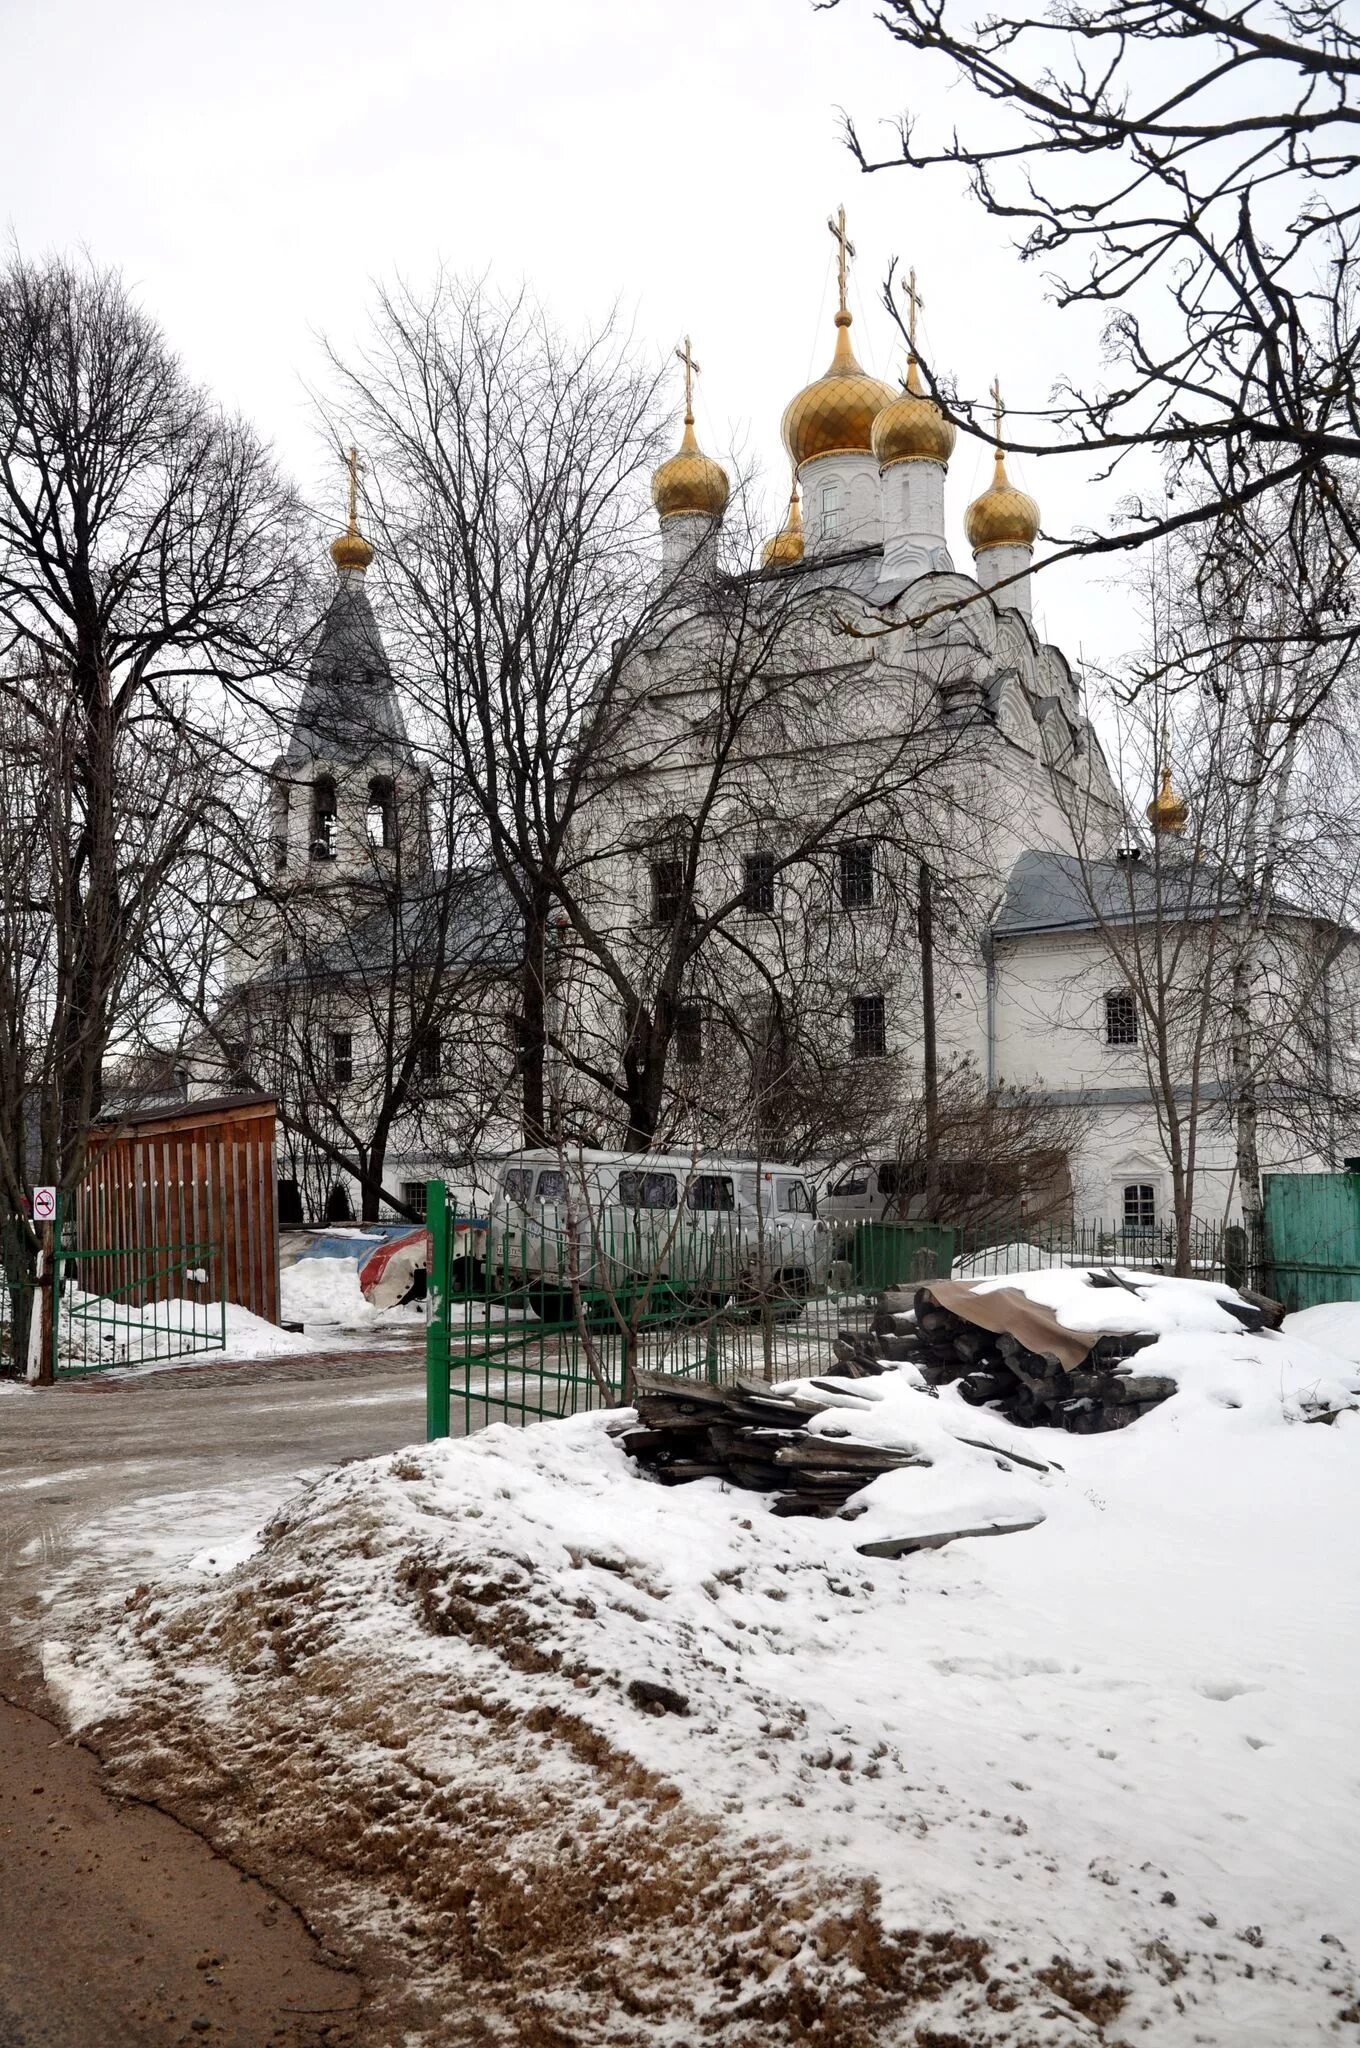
[831,1168,869,1196]
[687,1173,735,1212]
[503,1167,533,1204]
[535,1170,568,1201]
[618,1169,678,1210]
[776,1177,812,1214]
[877,1161,905,1199]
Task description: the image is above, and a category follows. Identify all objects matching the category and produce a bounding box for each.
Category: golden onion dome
[330,517,374,574]
[762,483,804,567]
[652,413,730,521]
[871,357,958,468]
[1146,765,1189,836]
[964,447,1041,553]
[781,310,897,469]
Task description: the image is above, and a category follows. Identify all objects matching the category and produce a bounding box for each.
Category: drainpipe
[983,928,998,1095]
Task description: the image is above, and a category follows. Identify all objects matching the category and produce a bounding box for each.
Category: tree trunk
[1229,947,1263,1250]
[520,889,551,1146]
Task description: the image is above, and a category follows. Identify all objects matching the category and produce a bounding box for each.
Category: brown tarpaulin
[916,1279,1101,1371]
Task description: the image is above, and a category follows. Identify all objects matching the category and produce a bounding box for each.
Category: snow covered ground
[36,1272,1360,2044]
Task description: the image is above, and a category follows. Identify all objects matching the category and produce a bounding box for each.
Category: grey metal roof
[992,848,1237,937]
[262,867,522,983]
[285,571,409,768]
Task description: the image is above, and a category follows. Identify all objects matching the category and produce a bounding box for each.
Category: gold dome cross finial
[675,335,700,423]
[330,440,375,573]
[827,204,856,316]
[902,266,924,355]
[990,375,1005,454]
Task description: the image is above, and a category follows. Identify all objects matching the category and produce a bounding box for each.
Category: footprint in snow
[1194,1679,1264,1701]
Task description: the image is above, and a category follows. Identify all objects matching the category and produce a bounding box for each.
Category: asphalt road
[0,1336,432,2048]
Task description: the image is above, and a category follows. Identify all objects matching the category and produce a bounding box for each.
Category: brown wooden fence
[78,1094,279,1323]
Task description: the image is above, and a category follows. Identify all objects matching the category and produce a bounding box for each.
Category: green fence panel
[846,1223,958,1290]
[1262,1172,1360,1312]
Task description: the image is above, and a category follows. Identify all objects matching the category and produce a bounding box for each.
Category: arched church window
[366,776,395,850]
[271,776,290,873]
[820,479,842,540]
[311,776,338,861]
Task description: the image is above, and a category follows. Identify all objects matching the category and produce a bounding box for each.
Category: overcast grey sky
[4,0,1128,664]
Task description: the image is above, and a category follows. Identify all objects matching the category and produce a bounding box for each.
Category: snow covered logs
[618,1371,931,1519]
[833,1277,1182,1433]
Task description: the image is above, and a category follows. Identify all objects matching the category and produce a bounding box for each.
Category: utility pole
[918,860,940,1217]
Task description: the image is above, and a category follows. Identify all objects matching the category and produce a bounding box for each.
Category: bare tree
[327,275,993,1156]
[0,255,304,1367]
[827,0,1360,618]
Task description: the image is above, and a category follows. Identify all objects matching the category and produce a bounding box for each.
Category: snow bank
[280,1252,423,1331]
[45,1314,1360,2044]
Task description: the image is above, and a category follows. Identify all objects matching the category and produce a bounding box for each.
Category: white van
[485,1149,829,1312]
[820,1159,917,1225]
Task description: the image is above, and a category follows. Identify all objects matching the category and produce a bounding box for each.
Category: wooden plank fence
[79,1093,279,1323]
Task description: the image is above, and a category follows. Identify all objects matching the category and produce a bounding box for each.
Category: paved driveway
[1,1335,431,1700]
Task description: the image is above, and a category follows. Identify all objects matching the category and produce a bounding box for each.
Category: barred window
[418,1030,441,1081]
[743,851,776,915]
[851,994,887,1059]
[839,840,875,911]
[1105,990,1138,1045]
[1123,1182,1156,1230]
[330,1031,353,1086]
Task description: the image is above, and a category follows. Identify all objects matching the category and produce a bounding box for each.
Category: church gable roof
[285,575,410,769]
[993,848,1238,937]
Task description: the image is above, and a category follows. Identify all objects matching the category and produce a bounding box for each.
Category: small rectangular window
[743,851,776,915]
[651,858,685,924]
[1105,991,1138,1046]
[851,995,886,1059]
[1123,1182,1156,1230]
[418,1031,441,1082]
[820,480,842,540]
[687,1173,735,1212]
[535,1170,568,1201]
[618,1169,678,1210]
[675,1002,702,1068]
[401,1181,428,1220]
[839,840,875,911]
[330,1031,353,1085]
[503,1167,534,1204]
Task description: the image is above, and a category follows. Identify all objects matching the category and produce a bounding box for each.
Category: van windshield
[535,1170,568,1201]
[503,1167,533,1204]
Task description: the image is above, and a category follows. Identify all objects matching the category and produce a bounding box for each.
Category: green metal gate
[1262,1172,1360,1311]
[423,1180,877,1442]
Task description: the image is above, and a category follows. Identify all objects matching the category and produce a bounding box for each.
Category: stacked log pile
[828,1273,1282,1432]
[620,1369,928,1518]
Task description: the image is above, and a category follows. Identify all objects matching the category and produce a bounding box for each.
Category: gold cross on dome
[675,335,700,421]
[990,376,1005,452]
[827,204,856,314]
[345,444,363,528]
[901,266,924,352]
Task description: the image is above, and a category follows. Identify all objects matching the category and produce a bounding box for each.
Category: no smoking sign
[31,1186,57,1223]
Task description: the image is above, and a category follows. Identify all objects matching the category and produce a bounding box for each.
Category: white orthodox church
[207,221,1349,1231]
[582,221,1350,1230]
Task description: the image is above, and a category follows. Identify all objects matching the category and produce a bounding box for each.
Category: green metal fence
[53,1232,227,1377]
[1262,1172,1360,1310]
[424,1182,1247,1441]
